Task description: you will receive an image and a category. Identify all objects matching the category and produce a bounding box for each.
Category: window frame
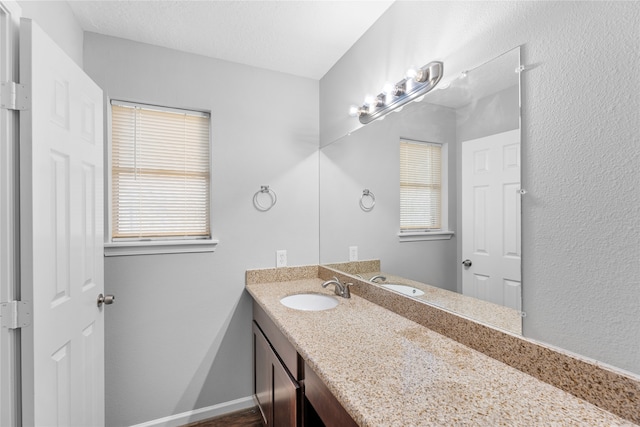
[398,138,454,242]
[104,98,218,256]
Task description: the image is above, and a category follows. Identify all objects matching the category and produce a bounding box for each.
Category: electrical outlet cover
[276,250,287,267]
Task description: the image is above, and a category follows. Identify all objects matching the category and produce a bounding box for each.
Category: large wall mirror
[319,47,522,334]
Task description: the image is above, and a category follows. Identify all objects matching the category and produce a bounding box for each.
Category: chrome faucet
[370,274,387,283]
[322,276,351,298]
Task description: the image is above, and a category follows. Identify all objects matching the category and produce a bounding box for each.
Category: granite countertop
[246,278,636,427]
[357,271,522,335]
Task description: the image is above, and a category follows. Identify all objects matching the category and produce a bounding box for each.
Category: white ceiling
[67,0,394,80]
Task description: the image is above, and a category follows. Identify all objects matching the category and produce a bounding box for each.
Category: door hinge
[0,81,29,111]
[0,301,32,329]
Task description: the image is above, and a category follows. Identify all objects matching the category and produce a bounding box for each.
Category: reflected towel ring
[253,185,277,211]
[359,189,375,212]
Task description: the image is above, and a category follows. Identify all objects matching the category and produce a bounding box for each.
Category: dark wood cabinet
[252,302,356,427]
[253,322,274,425]
[253,321,300,427]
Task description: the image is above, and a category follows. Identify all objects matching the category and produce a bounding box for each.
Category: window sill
[398,231,455,242]
[104,239,219,257]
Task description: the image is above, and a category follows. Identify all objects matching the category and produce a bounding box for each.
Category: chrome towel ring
[253,185,277,211]
[359,189,375,212]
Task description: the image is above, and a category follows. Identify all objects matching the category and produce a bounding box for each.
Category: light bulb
[349,105,360,117]
[382,82,395,95]
[364,95,384,108]
[393,80,406,96]
[413,68,429,83]
[406,67,418,79]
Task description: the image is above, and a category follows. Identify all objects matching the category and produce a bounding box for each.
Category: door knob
[97,293,115,307]
[462,259,472,268]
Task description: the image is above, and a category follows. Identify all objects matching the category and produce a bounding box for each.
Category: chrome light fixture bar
[350,61,443,124]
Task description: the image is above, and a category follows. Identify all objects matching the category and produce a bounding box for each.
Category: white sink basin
[280,293,339,311]
[381,284,425,297]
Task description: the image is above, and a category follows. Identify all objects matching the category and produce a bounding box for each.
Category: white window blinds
[400,139,442,231]
[111,101,211,240]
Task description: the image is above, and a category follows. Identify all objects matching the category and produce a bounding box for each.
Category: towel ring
[359,189,375,212]
[253,185,277,211]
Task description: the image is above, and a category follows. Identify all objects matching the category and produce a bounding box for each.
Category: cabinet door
[254,320,301,427]
[254,323,272,425]
[273,356,299,427]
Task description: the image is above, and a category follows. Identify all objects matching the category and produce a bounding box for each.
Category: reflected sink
[381,284,425,297]
[280,293,339,311]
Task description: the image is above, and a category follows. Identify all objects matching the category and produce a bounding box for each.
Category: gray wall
[84,33,319,426]
[319,82,520,295]
[320,101,458,291]
[17,0,83,67]
[320,1,640,375]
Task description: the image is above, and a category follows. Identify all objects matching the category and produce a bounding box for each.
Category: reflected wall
[320,48,522,333]
[320,100,458,292]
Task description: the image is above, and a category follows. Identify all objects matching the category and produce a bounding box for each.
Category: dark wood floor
[181,407,263,427]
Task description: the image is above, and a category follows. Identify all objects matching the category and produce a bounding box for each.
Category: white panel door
[461,129,521,311]
[19,19,105,426]
[0,2,21,426]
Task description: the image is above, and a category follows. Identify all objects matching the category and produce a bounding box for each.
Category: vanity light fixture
[350,61,443,124]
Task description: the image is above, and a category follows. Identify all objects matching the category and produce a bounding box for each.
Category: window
[399,139,452,241]
[106,100,216,255]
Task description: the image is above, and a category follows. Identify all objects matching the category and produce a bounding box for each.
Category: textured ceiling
[67,0,394,80]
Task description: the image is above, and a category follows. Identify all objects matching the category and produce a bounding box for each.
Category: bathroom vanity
[246,266,639,426]
[253,302,357,426]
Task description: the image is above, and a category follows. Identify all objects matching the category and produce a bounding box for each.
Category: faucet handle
[322,277,344,296]
[342,282,352,298]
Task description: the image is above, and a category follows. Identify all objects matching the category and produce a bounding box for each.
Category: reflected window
[399,139,444,232]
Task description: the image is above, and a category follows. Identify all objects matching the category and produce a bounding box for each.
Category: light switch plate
[349,246,358,261]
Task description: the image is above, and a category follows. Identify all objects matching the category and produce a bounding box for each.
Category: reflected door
[20,19,105,426]
[461,129,521,310]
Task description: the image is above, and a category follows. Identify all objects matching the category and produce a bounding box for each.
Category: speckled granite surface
[246,264,318,284]
[357,270,521,335]
[324,260,381,276]
[246,276,638,426]
[320,266,640,424]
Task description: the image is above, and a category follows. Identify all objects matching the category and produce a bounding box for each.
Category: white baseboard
[129,396,256,427]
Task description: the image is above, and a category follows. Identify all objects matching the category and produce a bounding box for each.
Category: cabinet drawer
[253,302,300,380]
